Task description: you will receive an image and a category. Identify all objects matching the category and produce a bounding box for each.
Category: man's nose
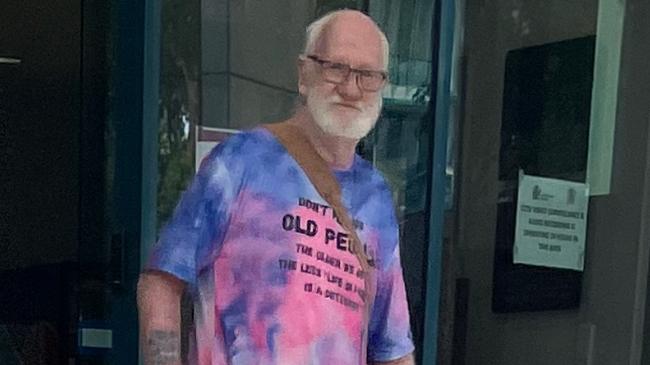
[336,72,363,100]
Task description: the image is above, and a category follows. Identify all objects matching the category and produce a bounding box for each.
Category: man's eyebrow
[333,58,383,71]
[317,53,383,71]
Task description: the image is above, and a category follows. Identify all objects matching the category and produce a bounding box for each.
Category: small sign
[80,328,113,349]
[195,126,239,172]
[514,171,589,271]
[78,321,112,355]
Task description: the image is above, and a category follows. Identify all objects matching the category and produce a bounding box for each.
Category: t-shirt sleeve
[367,243,415,362]
[145,134,247,286]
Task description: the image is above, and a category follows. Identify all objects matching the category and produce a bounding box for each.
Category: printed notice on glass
[514,171,589,271]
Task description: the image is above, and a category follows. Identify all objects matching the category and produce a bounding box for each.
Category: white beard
[306,88,382,140]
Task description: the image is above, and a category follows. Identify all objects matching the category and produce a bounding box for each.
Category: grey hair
[303,10,390,70]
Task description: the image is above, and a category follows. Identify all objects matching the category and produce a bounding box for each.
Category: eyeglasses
[305,55,388,92]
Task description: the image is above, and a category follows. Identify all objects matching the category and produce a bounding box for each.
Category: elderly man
[138,9,415,365]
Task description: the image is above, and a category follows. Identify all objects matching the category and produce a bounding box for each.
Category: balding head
[296,10,388,140]
[303,10,389,70]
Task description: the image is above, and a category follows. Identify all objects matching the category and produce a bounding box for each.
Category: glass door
[76,1,142,364]
[0,1,82,363]
[0,1,142,364]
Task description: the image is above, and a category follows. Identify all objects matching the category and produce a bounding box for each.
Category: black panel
[492,36,595,313]
[0,1,81,271]
[0,2,82,363]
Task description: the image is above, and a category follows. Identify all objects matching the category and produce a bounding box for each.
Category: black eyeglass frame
[304,54,389,92]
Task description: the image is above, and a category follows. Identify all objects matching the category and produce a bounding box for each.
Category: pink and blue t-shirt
[147,128,414,365]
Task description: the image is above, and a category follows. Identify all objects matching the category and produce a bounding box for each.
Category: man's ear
[297,57,309,96]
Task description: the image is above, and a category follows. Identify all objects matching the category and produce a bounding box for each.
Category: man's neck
[286,110,359,170]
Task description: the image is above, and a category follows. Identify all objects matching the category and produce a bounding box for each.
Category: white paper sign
[194,126,239,172]
[514,171,589,271]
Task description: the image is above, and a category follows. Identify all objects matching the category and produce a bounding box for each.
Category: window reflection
[158,0,201,230]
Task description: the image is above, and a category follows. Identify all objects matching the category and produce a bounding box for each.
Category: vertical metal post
[138,0,161,363]
[141,0,161,269]
[422,0,455,363]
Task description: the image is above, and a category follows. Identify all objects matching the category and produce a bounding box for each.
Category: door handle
[0,57,21,64]
[110,230,126,288]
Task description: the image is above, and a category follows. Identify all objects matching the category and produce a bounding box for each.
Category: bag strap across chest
[263,122,376,363]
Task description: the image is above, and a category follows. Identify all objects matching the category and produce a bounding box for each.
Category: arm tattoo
[145,330,180,365]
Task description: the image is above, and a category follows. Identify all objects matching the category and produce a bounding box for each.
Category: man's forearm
[371,353,415,365]
[138,271,185,365]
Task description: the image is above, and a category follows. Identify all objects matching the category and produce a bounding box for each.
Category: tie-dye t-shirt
[147,128,414,365]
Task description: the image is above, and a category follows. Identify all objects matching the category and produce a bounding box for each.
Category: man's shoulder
[348,157,398,225]
[352,157,393,197]
[219,126,273,150]
[204,127,279,162]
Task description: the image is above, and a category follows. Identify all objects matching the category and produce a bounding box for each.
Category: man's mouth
[332,102,362,111]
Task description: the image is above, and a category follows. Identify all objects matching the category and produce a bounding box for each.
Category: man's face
[300,16,386,140]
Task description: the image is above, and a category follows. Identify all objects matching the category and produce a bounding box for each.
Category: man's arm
[137,270,186,365]
[370,353,415,365]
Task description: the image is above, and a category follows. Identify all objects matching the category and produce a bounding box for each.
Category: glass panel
[157,0,201,230]
[364,1,436,360]
[1,1,121,364]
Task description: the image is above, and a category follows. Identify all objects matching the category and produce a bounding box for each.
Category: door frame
[104,0,159,363]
